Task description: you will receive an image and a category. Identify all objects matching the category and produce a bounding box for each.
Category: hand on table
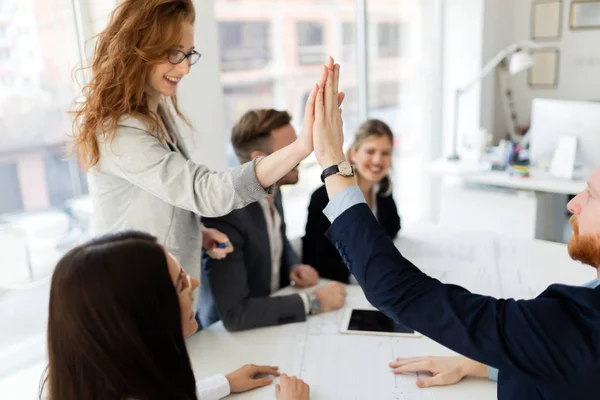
[290,264,319,288]
[225,364,280,393]
[276,374,310,400]
[314,281,347,312]
[389,355,488,388]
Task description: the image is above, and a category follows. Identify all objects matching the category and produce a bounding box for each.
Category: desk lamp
[448,41,539,161]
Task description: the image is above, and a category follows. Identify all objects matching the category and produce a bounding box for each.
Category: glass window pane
[219,21,271,71]
[367,0,432,223]
[0,0,111,396]
[216,0,360,239]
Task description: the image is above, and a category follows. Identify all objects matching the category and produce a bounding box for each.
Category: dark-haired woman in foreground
[41,231,309,400]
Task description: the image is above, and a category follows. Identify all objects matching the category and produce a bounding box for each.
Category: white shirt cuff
[299,292,310,314]
[197,374,231,400]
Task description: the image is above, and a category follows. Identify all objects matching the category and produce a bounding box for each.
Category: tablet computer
[340,308,422,338]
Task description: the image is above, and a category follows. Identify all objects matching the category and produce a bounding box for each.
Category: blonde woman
[303,119,401,283]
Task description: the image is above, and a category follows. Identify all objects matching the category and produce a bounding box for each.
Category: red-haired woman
[71,0,336,305]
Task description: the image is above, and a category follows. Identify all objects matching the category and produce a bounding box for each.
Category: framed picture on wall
[531,0,563,40]
[570,0,600,30]
[528,48,560,88]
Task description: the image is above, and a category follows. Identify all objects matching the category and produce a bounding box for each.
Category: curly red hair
[71,0,195,169]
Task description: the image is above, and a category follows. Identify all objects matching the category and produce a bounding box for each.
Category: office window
[377,22,400,58]
[222,81,275,167]
[0,162,22,213]
[297,21,325,65]
[219,21,271,72]
[216,1,360,239]
[216,0,435,237]
[372,80,400,108]
[342,22,356,63]
[368,0,431,223]
[0,0,91,396]
[44,150,89,208]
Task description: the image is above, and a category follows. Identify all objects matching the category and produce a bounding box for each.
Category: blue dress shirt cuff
[582,278,600,289]
[488,367,499,381]
[323,186,367,223]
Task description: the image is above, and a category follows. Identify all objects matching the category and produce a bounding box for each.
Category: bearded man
[313,69,600,400]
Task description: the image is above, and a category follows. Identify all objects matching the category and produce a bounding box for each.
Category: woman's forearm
[254,140,308,188]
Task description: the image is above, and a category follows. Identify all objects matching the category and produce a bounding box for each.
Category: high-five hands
[298,57,345,160]
[312,56,345,169]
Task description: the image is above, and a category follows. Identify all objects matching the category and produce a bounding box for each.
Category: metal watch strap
[308,293,322,315]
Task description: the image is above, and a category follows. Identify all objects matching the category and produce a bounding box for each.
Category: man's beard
[567,215,600,269]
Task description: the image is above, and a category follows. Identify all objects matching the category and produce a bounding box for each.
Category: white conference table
[187,225,595,399]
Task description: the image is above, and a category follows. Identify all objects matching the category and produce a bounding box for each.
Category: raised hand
[313,57,345,169]
[298,57,345,160]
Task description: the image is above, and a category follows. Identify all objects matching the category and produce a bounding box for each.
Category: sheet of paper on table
[271,292,434,400]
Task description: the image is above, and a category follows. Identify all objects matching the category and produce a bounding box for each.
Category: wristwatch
[320,160,355,183]
[308,293,322,315]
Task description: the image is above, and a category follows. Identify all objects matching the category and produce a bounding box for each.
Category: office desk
[187,225,594,399]
[428,159,585,195]
[428,159,586,243]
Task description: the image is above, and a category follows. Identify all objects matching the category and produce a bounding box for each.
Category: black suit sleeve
[327,203,600,385]
[202,214,306,332]
[302,186,350,283]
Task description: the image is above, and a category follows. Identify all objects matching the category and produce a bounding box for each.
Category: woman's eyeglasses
[168,49,201,66]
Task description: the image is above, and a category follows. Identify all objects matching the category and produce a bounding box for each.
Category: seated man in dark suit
[312,62,600,400]
[199,109,347,332]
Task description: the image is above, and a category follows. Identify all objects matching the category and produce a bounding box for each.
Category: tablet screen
[347,309,414,334]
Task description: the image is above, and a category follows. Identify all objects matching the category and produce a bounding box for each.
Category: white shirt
[258,196,284,293]
[258,196,311,313]
[197,374,230,400]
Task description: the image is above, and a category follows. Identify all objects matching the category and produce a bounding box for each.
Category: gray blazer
[88,105,272,303]
[199,191,306,331]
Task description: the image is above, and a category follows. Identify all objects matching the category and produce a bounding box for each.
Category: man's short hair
[231,109,292,163]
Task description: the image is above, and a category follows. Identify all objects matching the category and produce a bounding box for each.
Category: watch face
[338,161,353,176]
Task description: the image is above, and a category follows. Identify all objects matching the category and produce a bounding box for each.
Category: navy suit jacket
[303,184,401,283]
[327,204,600,400]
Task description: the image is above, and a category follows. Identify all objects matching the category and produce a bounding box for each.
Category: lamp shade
[509,50,535,75]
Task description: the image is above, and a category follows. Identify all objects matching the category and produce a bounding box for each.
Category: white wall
[443,0,600,147]
[508,0,600,134]
[177,0,227,170]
